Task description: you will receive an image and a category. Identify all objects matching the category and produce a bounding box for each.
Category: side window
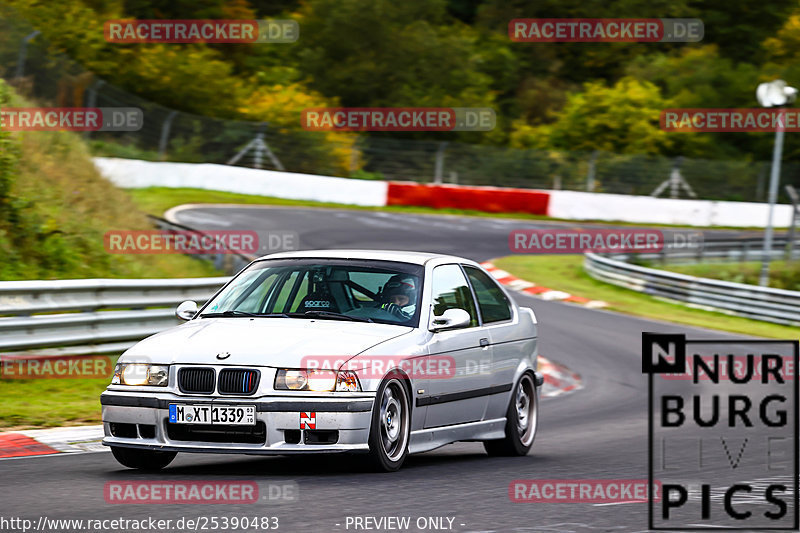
[430,264,479,327]
[464,266,512,323]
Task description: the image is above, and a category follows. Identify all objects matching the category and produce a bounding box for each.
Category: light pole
[755,80,797,287]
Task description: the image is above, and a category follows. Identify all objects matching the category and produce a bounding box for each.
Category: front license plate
[168,404,256,426]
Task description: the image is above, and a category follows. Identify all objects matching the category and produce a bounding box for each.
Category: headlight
[281,370,308,390]
[275,369,361,392]
[111,363,169,387]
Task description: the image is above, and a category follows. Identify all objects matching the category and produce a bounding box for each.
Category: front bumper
[101,391,375,454]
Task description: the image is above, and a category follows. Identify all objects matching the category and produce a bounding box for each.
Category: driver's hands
[380,302,409,319]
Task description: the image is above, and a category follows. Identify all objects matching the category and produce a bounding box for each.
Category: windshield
[200,259,424,327]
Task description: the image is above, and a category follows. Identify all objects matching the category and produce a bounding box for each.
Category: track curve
[1,206,777,533]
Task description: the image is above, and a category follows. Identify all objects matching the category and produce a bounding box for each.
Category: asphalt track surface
[2,207,796,533]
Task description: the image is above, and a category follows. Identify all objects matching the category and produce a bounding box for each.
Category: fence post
[14,30,40,82]
[83,79,105,139]
[756,163,768,202]
[433,142,448,184]
[586,150,598,192]
[349,137,361,174]
[158,111,178,160]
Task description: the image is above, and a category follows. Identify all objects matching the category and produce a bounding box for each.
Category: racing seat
[296,285,340,313]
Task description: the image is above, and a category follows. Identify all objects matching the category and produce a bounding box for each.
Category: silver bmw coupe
[102,250,542,471]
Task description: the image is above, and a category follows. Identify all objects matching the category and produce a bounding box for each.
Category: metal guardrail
[148,215,255,275]
[584,252,800,326]
[630,236,800,265]
[0,277,230,353]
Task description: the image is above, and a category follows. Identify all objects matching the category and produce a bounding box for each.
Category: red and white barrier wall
[386,182,550,215]
[94,158,793,227]
[94,158,389,207]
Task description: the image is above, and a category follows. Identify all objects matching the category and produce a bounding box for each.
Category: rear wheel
[484,373,538,456]
[367,376,411,472]
[111,446,177,470]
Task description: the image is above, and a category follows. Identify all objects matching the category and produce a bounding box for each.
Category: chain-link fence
[1,7,799,203]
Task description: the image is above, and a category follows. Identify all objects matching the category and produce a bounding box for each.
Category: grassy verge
[0,377,110,430]
[655,260,800,292]
[125,186,764,231]
[0,81,220,281]
[493,255,799,339]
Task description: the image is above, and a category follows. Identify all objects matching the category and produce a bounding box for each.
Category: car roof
[256,249,471,266]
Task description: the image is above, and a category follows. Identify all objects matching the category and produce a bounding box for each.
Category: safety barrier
[584,252,800,326]
[0,277,230,353]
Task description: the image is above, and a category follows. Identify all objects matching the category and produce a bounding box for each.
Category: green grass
[656,260,800,292]
[0,81,221,281]
[493,255,800,339]
[125,186,765,231]
[0,377,110,429]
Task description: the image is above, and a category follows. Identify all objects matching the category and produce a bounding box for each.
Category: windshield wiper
[199,310,289,318]
[290,311,373,323]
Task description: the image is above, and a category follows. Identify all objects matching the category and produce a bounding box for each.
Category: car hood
[123,317,413,367]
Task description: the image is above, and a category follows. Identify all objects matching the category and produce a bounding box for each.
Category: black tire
[366,375,411,472]
[111,446,177,470]
[484,372,538,457]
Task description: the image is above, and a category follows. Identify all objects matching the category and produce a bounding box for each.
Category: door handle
[479,338,489,347]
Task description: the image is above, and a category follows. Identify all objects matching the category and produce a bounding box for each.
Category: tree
[294,0,495,111]
[511,77,674,155]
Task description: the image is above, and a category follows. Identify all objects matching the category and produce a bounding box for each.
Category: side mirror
[429,308,471,332]
[176,300,198,321]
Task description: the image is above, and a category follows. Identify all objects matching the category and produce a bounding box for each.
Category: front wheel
[484,373,538,456]
[111,446,177,470]
[367,375,411,472]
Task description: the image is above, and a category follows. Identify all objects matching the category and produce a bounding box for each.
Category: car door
[422,264,492,429]
[463,265,535,421]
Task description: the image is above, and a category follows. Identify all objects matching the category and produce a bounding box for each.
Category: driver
[380,275,417,319]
